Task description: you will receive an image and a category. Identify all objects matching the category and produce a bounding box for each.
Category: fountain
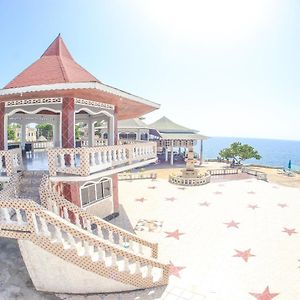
[169,145,211,186]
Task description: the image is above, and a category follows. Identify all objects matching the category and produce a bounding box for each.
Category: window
[81,178,112,207]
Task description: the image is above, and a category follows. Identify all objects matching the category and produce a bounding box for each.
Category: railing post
[80,149,91,176]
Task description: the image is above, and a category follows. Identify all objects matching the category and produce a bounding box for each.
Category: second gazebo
[149,116,208,165]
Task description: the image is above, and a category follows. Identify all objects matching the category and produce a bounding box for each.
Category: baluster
[90,152,96,166]
[70,153,75,168]
[124,257,130,272]
[112,149,117,161]
[59,154,65,167]
[122,148,127,160]
[54,226,64,243]
[52,202,60,215]
[97,227,104,239]
[15,209,23,224]
[83,241,91,256]
[119,235,124,247]
[146,265,153,278]
[103,150,107,164]
[75,214,81,227]
[138,244,144,255]
[107,150,112,163]
[67,233,76,248]
[86,219,92,233]
[40,218,51,236]
[62,207,70,222]
[31,213,39,234]
[135,261,142,274]
[129,240,134,252]
[108,231,114,243]
[111,253,117,267]
[1,208,10,222]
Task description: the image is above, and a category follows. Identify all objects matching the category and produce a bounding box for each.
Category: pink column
[0,102,5,150]
[61,97,75,148]
[112,107,119,213]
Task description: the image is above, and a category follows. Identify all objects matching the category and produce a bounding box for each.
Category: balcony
[47,142,157,180]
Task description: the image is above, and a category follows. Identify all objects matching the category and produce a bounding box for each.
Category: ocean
[195,137,300,171]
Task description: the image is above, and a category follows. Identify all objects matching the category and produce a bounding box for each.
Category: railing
[32,141,53,150]
[40,176,159,259]
[118,172,157,181]
[207,168,239,176]
[47,142,157,177]
[0,148,23,176]
[0,174,170,291]
[241,167,268,181]
[169,173,211,186]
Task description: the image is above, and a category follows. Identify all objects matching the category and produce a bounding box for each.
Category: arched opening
[119,132,128,140]
[127,132,137,140]
[140,133,148,141]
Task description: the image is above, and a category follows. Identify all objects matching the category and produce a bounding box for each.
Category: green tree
[219,142,261,166]
[8,126,16,140]
[75,124,84,139]
[36,123,53,140]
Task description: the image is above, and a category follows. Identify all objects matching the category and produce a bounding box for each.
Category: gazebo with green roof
[149,116,208,165]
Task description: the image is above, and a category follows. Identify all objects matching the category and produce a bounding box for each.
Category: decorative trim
[75,98,114,110]
[5,97,62,107]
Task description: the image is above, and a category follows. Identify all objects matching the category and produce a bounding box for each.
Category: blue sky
[0,0,299,140]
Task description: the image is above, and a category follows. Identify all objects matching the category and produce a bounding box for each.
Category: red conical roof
[5,34,100,89]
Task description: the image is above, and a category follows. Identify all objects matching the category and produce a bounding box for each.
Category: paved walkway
[1,177,300,299]
[116,178,300,299]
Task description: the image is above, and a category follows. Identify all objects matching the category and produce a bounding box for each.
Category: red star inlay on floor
[278,203,288,208]
[164,229,185,240]
[148,186,156,189]
[165,197,176,202]
[135,197,146,203]
[248,204,259,210]
[224,220,240,228]
[199,201,210,207]
[178,187,186,190]
[214,191,222,195]
[272,186,279,189]
[282,227,297,236]
[218,184,224,187]
[249,286,279,300]
[248,191,256,194]
[169,261,186,278]
[233,248,255,262]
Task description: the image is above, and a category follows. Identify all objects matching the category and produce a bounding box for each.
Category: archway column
[112,107,119,214]
[21,122,26,150]
[0,103,5,150]
[88,118,95,147]
[61,97,75,148]
[170,142,174,165]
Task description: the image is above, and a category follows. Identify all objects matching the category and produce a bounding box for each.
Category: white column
[88,118,94,147]
[53,119,60,147]
[107,116,114,146]
[200,139,203,165]
[21,123,26,150]
[170,143,174,165]
[165,147,168,162]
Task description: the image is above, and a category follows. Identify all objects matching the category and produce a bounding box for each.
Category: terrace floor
[1,177,300,299]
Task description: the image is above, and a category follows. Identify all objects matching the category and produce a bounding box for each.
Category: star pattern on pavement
[249,286,279,300]
[282,227,297,236]
[164,229,185,240]
[214,191,222,195]
[148,186,156,189]
[278,203,287,208]
[169,261,186,278]
[165,197,176,202]
[178,187,186,190]
[199,201,210,207]
[224,220,240,228]
[248,204,259,210]
[233,248,255,262]
[135,197,146,203]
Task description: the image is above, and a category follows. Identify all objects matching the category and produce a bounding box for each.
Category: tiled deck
[116,178,300,299]
[1,177,300,299]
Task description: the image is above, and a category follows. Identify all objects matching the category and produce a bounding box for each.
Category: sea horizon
[194,136,300,171]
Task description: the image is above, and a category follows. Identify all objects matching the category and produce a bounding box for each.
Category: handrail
[0,198,169,288]
[40,175,158,259]
[207,168,239,176]
[0,148,23,177]
[47,142,157,177]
